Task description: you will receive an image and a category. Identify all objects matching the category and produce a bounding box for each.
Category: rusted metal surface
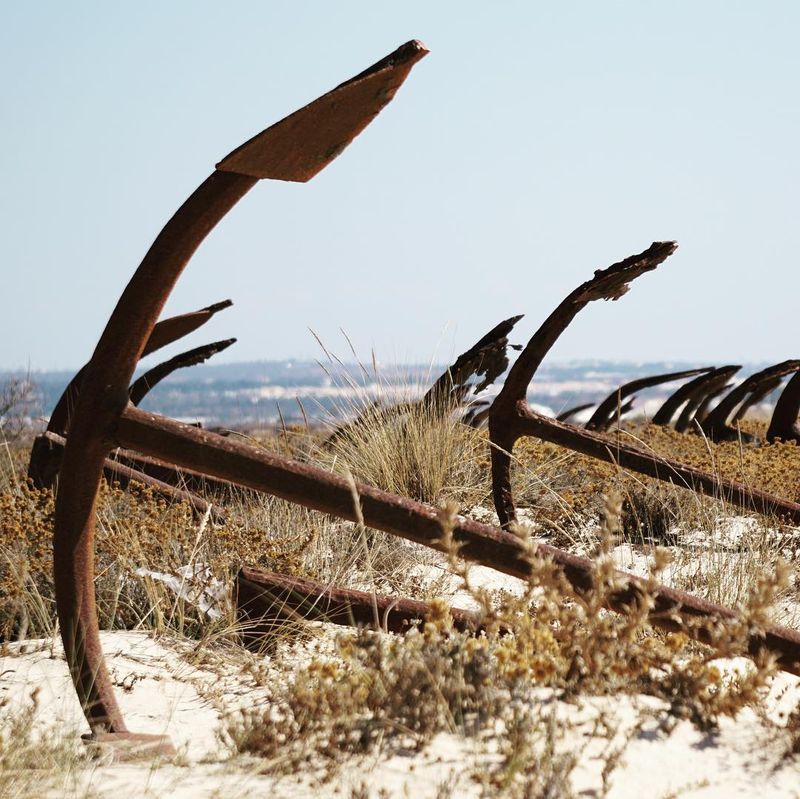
[605,396,636,427]
[108,446,241,497]
[50,41,429,746]
[31,431,223,521]
[731,374,783,424]
[488,242,677,528]
[767,370,800,443]
[485,244,800,530]
[42,39,800,759]
[128,338,236,406]
[701,361,800,441]
[216,41,426,183]
[495,242,677,412]
[556,402,594,423]
[558,399,634,429]
[114,404,800,675]
[651,365,738,428]
[142,300,233,357]
[45,300,233,438]
[675,373,736,433]
[463,398,491,427]
[584,367,713,432]
[236,566,491,643]
[420,314,523,411]
[27,433,63,489]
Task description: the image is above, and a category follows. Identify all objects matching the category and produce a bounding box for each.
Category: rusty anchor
[47,40,430,757]
[700,360,800,441]
[583,367,714,432]
[30,41,800,762]
[485,244,800,529]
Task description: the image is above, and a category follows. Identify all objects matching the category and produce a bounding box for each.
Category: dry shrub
[511,421,800,522]
[0,376,37,447]
[313,399,490,508]
[0,480,54,640]
[303,387,496,600]
[636,421,800,503]
[0,459,442,643]
[508,424,800,623]
[620,483,682,545]
[0,470,322,641]
[303,341,492,509]
[0,690,90,799]
[0,476,233,641]
[225,495,786,789]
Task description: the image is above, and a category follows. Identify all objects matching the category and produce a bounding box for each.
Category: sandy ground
[3,628,800,798]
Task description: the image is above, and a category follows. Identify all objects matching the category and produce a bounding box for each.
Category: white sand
[3,630,800,798]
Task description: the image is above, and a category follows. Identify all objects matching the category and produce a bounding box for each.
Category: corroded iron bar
[52,40,429,744]
[465,403,493,428]
[585,367,713,432]
[767,370,800,443]
[556,403,594,423]
[701,360,800,441]
[128,338,236,406]
[651,365,738,427]
[28,433,63,489]
[143,300,232,357]
[28,431,222,520]
[675,375,734,433]
[488,242,677,528]
[236,566,487,640]
[605,396,636,427]
[57,172,256,740]
[421,314,524,410]
[731,374,783,424]
[116,404,800,675]
[109,446,241,497]
[463,399,491,427]
[117,404,537,572]
[512,405,800,522]
[494,243,677,414]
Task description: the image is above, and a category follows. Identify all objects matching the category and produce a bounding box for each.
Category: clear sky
[3,2,799,371]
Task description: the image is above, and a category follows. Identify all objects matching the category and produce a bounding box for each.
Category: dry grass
[223,496,792,791]
[316,400,489,507]
[2,403,800,795]
[2,413,799,647]
[0,689,92,799]
[507,422,800,622]
[0,428,455,643]
[511,420,800,522]
[0,376,36,448]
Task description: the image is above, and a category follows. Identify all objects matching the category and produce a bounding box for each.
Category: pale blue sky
[3,2,799,371]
